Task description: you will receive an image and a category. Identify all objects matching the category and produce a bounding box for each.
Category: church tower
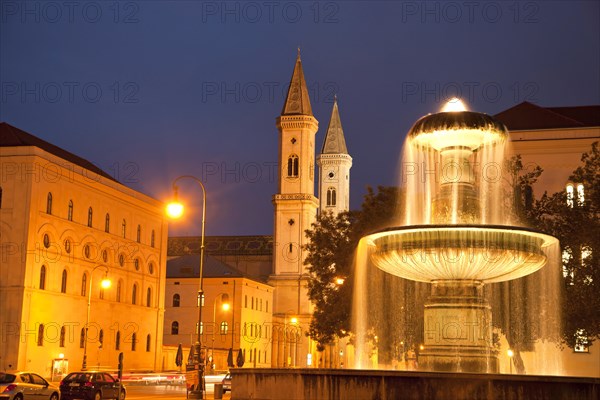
[269,51,319,367]
[317,97,352,215]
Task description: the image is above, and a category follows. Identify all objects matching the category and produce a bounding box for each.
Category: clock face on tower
[328,171,335,179]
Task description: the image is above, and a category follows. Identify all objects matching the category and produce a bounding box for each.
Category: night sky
[2,1,599,235]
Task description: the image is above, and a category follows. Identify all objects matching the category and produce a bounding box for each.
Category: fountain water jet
[357,100,559,373]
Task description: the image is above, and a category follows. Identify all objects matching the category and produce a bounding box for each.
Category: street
[125,383,231,399]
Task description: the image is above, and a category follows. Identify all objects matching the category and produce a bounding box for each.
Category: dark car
[0,371,60,400]
[60,371,125,400]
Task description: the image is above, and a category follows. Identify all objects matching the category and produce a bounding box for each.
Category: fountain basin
[366,225,558,283]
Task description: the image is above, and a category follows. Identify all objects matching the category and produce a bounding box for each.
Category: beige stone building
[162,253,273,371]
[496,101,600,377]
[0,123,168,376]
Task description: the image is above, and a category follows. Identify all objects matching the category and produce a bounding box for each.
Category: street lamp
[166,175,207,399]
[211,293,230,370]
[82,265,111,371]
[282,313,298,367]
[507,349,514,374]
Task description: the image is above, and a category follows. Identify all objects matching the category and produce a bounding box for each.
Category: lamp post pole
[82,265,110,371]
[168,176,207,399]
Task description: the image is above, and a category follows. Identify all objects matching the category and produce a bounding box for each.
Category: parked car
[222,373,231,393]
[60,371,125,400]
[0,371,60,400]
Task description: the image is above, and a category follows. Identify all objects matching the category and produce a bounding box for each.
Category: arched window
[67,200,73,221]
[105,213,110,233]
[146,287,152,307]
[136,225,141,243]
[38,324,44,346]
[60,326,66,347]
[577,184,585,206]
[171,321,179,335]
[81,273,87,296]
[132,284,138,305]
[115,331,121,350]
[327,187,336,206]
[146,334,151,352]
[122,219,126,238]
[116,280,122,302]
[566,184,574,208]
[99,329,104,349]
[80,328,85,348]
[88,207,93,227]
[46,193,53,214]
[287,155,299,177]
[39,265,47,290]
[61,269,68,293]
[220,322,229,335]
[131,332,137,351]
[173,294,180,307]
[151,230,155,247]
[0,186,3,208]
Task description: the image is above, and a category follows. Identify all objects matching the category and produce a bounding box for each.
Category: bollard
[214,383,224,399]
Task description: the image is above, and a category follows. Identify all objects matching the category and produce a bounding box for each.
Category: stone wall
[231,368,599,400]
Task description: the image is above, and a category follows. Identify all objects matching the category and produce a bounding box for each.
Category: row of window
[565,183,585,208]
[38,265,154,307]
[36,324,152,352]
[242,348,267,364]
[170,321,229,335]
[45,192,156,246]
[244,295,268,312]
[42,234,155,274]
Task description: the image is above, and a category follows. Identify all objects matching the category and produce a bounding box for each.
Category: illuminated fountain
[357,99,559,373]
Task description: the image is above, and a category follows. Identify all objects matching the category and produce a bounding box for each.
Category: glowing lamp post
[82,265,111,371]
[211,293,230,370]
[507,349,514,374]
[166,175,207,399]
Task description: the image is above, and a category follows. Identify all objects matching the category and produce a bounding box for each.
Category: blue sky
[2,0,599,235]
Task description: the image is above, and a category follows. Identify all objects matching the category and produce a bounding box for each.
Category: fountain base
[419,280,498,373]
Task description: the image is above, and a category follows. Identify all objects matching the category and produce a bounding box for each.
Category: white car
[0,371,60,400]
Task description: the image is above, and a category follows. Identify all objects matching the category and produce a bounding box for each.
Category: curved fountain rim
[364,224,559,247]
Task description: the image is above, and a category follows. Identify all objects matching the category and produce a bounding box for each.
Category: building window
[61,269,68,293]
[197,322,204,335]
[146,287,152,307]
[99,329,104,349]
[287,155,299,177]
[148,262,154,275]
[575,329,589,353]
[171,322,179,335]
[122,219,127,238]
[68,200,73,221]
[327,187,337,206]
[40,265,47,290]
[38,324,44,346]
[116,280,122,302]
[245,295,247,308]
[116,331,121,350]
[60,326,66,347]
[80,328,85,348]
[173,294,180,307]
[84,244,91,259]
[65,239,71,254]
[105,213,110,233]
[220,322,229,335]
[88,207,93,227]
[136,225,141,243]
[119,254,125,267]
[132,284,138,305]
[0,186,2,208]
[146,334,151,352]
[81,273,87,296]
[43,234,50,248]
[576,184,585,206]
[46,193,53,214]
[151,230,155,247]
[566,184,574,208]
[266,301,268,313]
[131,332,137,351]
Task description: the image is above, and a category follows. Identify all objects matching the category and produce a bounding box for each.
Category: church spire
[281,49,313,116]
[321,96,348,154]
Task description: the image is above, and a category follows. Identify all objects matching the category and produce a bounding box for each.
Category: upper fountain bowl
[408,111,508,151]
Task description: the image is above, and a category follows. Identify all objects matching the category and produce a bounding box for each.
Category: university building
[0,123,168,376]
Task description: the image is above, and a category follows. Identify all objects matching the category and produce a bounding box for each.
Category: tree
[530,142,600,349]
[304,186,401,351]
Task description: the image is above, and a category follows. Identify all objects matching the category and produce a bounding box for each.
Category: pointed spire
[321,97,348,154]
[281,50,313,116]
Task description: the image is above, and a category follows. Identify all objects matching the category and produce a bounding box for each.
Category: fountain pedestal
[419,280,498,373]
